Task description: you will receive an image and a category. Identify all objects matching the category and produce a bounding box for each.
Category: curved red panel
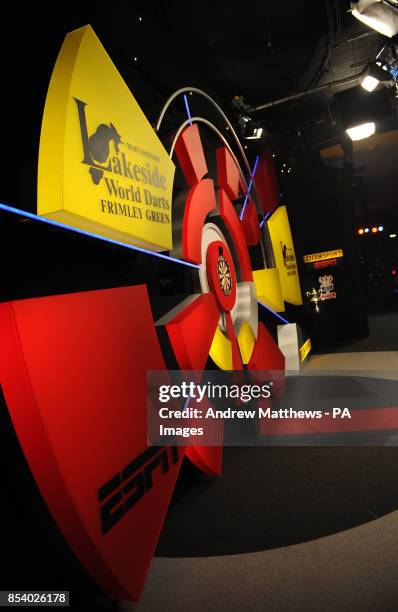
[253,148,280,214]
[248,322,285,436]
[241,199,260,246]
[165,294,220,370]
[185,446,222,476]
[182,178,217,263]
[218,189,253,281]
[249,321,285,372]
[216,147,245,201]
[225,311,243,371]
[174,124,208,185]
[0,286,183,601]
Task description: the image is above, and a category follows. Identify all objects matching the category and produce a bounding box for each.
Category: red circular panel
[206,240,237,312]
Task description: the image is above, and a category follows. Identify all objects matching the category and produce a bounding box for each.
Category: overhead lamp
[371,226,378,233]
[361,75,379,91]
[346,121,376,141]
[246,127,264,140]
[351,1,398,38]
[365,227,370,233]
[361,61,394,91]
[378,225,384,231]
[358,228,364,235]
[390,233,397,238]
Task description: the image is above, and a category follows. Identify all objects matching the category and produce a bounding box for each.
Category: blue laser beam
[259,211,270,228]
[0,203,200,269]
[183,94,192,126]
[240,155,260,220]
[258,300,290,324]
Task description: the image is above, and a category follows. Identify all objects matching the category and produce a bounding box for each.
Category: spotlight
[371,226,378,233]
[351,1,398,38]
[365,227,370,233]
[378,225,384,231]
[361,61,394,92]
[358,228,364,235]
[361,75,379,92]
[390,233,397,238]
[246,127,264,140]
[346,122,375,141]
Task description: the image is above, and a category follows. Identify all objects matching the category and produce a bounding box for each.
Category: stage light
[358,228,364,235]
[361,61,394,92]
[371,226,378,233]
[246,127,263,140]
[378,225,384,231]
[392,269,397,276]
[346,122,375,141]
[351,1,398,38]
[361,75,379,92]
[390,233,397,238]
[365,227,370,233]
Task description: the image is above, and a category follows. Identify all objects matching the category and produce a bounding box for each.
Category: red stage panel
[254,149,280,214]
[182,179,217,263]
[241,199,260,246]
[174,124,208,185]
[0,286,183,601]
[165,294,220,371]
[216,147,245,201]
[218,189,253,282]
[185,446,222,476]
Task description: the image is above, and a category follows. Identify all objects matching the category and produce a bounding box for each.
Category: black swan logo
[88,122,122,184]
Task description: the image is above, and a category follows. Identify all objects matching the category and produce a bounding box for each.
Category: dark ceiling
[5,0,398,221]
[12,1,386,126]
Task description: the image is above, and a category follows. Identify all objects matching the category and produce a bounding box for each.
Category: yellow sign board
[38,25,175,251]
[299,337,311,362]
[252,268,285,313]
[303,249,343,264]
[267,206,302,306]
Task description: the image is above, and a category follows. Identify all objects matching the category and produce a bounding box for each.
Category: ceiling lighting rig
[360,60,394,91]
[351,0,398,38]
[237,115,267,141]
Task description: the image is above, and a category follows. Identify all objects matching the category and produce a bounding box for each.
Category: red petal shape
[241,199,260,246]
[182,178,217,263]
[0,287,183,601]
[216,147,245,200]
[185,446,223,476]
[218,189,253,281]
[174,124,208,185]
[163,294,220,370]
[225,311,243,370]
[249,321,285,372]
[253,148,280,214]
